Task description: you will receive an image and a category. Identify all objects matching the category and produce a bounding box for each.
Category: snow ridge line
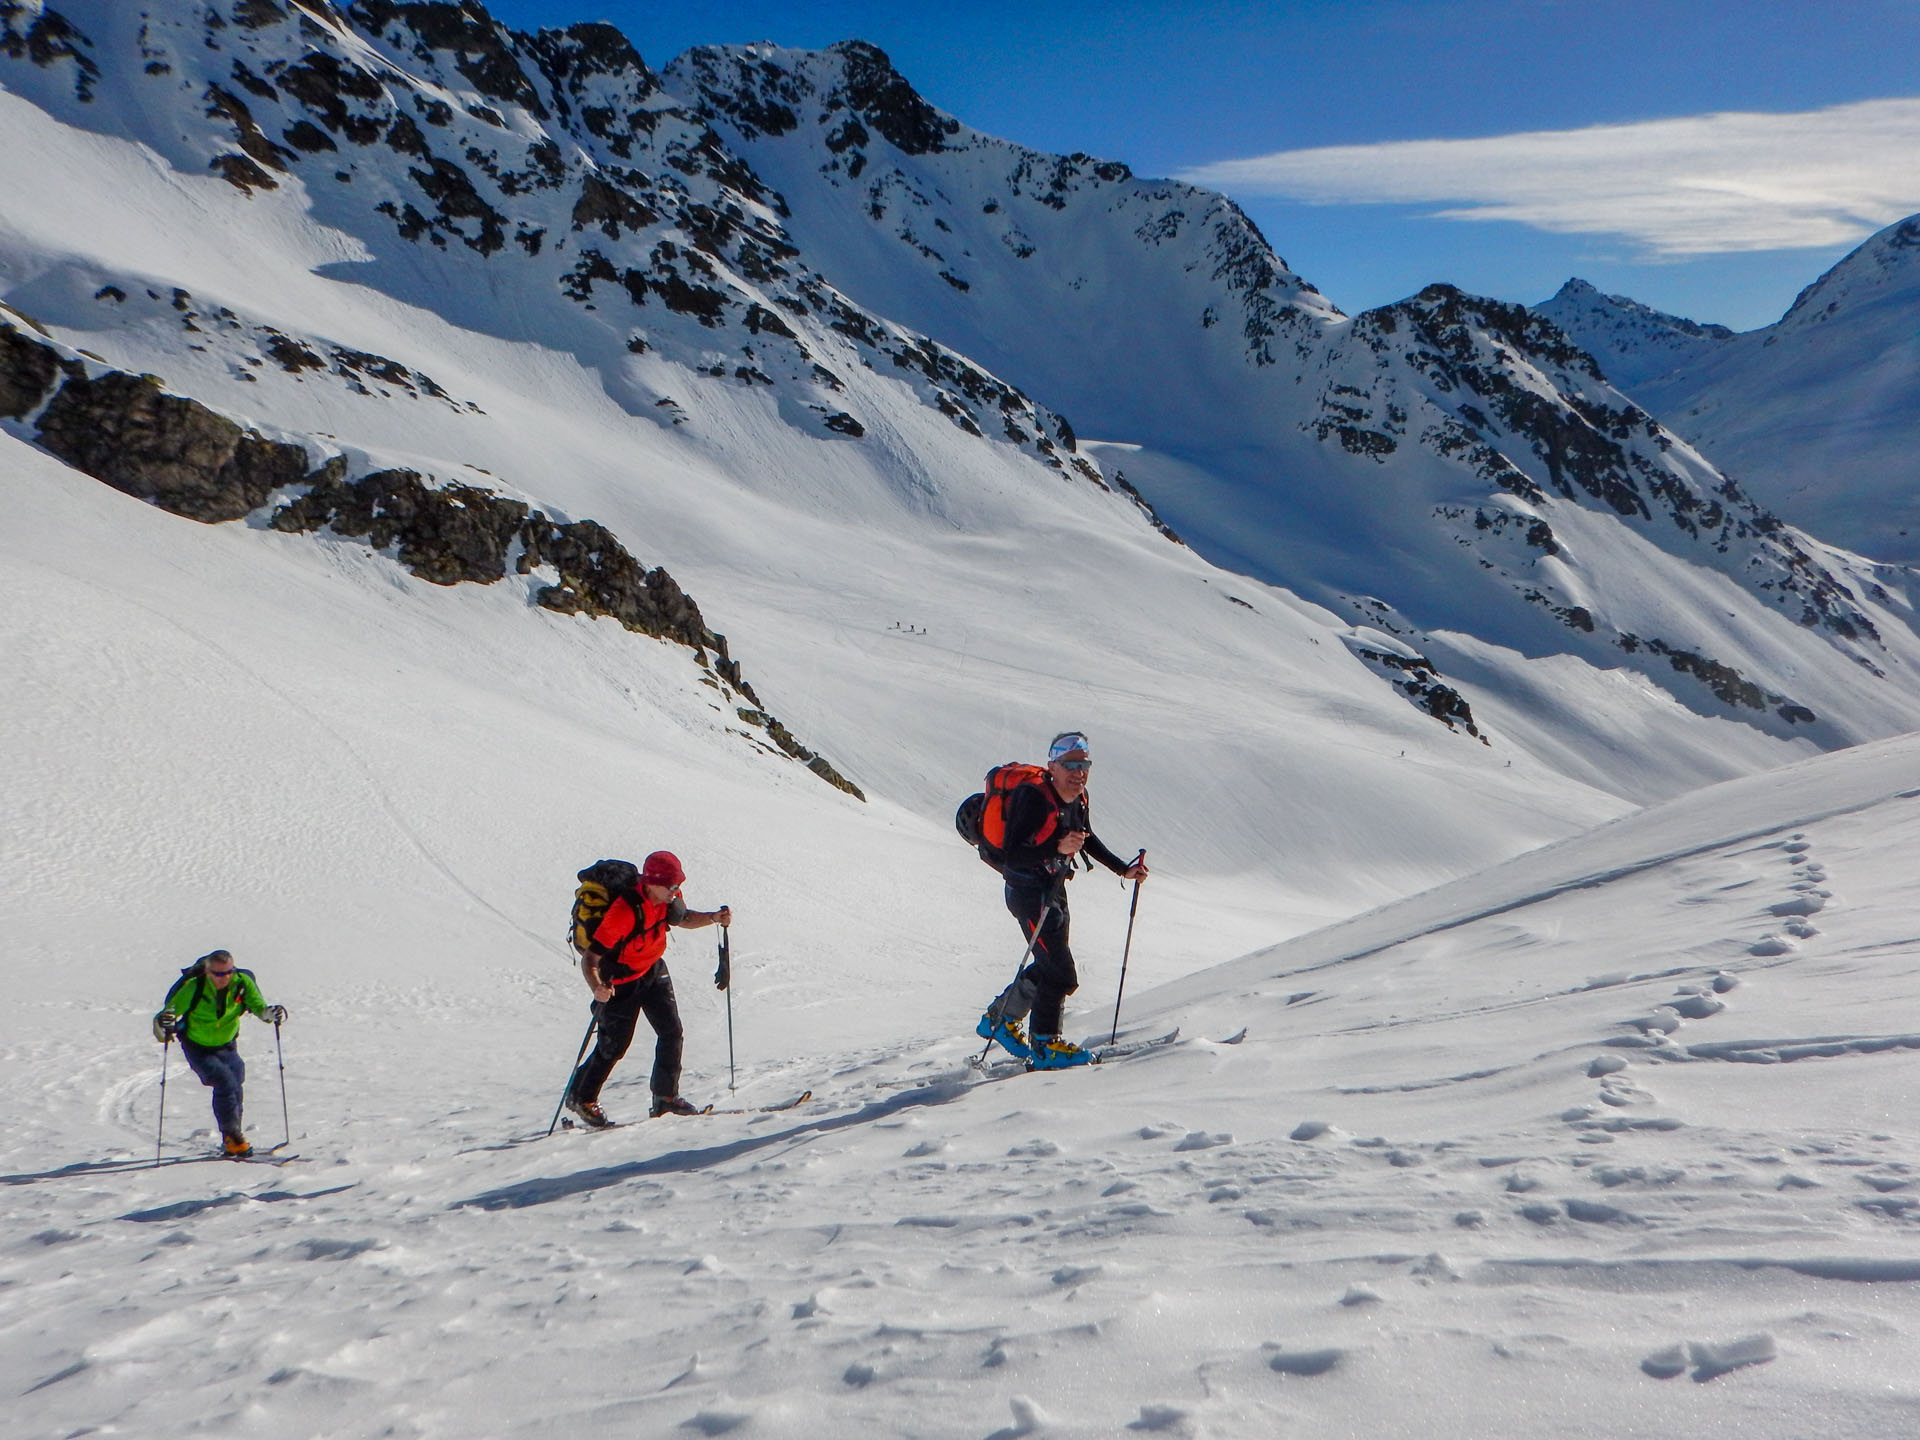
[1248,785,1920,988]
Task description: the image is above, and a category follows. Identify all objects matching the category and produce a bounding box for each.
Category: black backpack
[570,859,640,956]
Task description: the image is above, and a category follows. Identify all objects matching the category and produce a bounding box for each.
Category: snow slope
[1535,222,1920,568]
[9,456,1920,1433]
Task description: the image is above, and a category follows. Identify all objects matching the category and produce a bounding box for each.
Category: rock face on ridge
[0,309,863,798]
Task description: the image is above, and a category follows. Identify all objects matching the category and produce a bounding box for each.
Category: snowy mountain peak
[663,36,1340,419]
[1551,215,1920,564]
[1777,213,1920,333]
[1532,277,1735,390]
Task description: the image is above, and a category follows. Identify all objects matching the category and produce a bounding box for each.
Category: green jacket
[162,967,269,1047]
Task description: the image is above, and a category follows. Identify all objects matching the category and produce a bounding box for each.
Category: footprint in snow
[1642,1334,1776,1382]
[1596,1074,1654,1108]
[1667,990,1727,1019]
[1267,1346,1344,1376]
[1174,1131,1233,1152]
[1749,934,1798,956]
[681,1409,753,1435]
[1128,1403,1195,1432]
[1007,1138,1061,1158]
[985,1395,1050,1440]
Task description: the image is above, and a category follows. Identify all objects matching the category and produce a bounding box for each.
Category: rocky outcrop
[36,370,313,521]
[2,315,863,799]
[0,311,65,416]
[1340,631,1485,741]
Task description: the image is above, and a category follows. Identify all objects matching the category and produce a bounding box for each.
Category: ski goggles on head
[1048,731,1090,762]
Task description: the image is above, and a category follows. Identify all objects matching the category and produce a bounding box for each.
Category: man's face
[1048,752,1091,799]
[643,882,680,904]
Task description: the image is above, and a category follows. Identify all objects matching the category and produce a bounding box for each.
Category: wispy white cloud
[1181,99,1920,254]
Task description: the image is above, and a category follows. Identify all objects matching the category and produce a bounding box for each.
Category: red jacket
[590,893,681,982]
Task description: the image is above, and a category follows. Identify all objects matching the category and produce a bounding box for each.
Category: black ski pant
[991,877,1076,1037]
[571,964,683,1104]
[180,1038,245,1138]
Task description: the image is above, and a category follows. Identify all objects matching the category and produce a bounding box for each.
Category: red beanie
[640,850,685,887]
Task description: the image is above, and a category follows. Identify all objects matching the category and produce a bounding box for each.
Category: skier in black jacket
[977,731,1148,1067]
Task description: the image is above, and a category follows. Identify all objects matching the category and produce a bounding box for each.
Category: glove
[265,1004,288,1024]
[152,1011,180,1043]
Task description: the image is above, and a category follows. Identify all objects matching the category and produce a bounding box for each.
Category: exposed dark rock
[823,411,864,437]
[0,0,99,100]
[273,467,524,584]
[276,50,385,136]
[36,370,312,522]
[231,0,290,28]
[283,119,337,152]
[1345,638,1485,740]
[385,114,430,156]
[204,84,292,175]
[0,319,62,417]
[832,40,958,155]
[407,156,507,253]
[742,303,794,339]
[571,175,658,239]
[348,1,547,118]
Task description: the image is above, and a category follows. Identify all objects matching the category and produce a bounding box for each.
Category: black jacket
[999,780,1127,883]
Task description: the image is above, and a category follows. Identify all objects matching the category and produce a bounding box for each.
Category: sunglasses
[1056,759,1091,773]
[207,967,235,977]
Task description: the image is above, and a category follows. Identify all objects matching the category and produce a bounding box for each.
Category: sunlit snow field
[7,440,1920,1439]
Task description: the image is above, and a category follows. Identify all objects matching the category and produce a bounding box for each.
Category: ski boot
[222,1131,253,1157]
[650,1095,700,1118]
[975,1010,1032,1060]
[1028,1034,1095,1070]
[566,1095,614,1128]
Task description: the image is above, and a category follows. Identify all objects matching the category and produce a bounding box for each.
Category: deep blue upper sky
[481,0,1920,330]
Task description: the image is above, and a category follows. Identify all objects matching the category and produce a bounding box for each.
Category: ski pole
[273,1019,291,1149]
[1109,850,1147,1045]
[974,898,1057,1065]
[715,923,735,1091]
[154,1034,171,1167]
[547,1013,599,1136]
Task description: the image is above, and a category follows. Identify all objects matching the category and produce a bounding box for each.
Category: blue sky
[482,0,1920,330]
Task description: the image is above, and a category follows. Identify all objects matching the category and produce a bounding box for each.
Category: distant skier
[975,732,1148,1068]
[151,950,287,1157]
[567,850,731,1125]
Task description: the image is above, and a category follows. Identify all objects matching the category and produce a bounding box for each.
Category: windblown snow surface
[9,433,1920,1437]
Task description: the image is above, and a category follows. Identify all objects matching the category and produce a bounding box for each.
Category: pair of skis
[968,1028,1180,1077]
[555,1090,813,1132]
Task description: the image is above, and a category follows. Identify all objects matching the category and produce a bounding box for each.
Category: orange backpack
[955,763,1058,870]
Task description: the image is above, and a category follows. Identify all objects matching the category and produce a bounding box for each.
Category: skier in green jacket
[152,950,286,1156]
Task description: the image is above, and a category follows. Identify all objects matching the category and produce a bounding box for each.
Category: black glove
[266,1004,288,1024]
[152,1011,180,1043]
[714,928,731,992]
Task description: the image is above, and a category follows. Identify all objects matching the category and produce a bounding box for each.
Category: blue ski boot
[1029,1034,1095,1070]
[976,1010,1032,1061]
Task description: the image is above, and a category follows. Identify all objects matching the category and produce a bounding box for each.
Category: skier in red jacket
[566,851,730,1125]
